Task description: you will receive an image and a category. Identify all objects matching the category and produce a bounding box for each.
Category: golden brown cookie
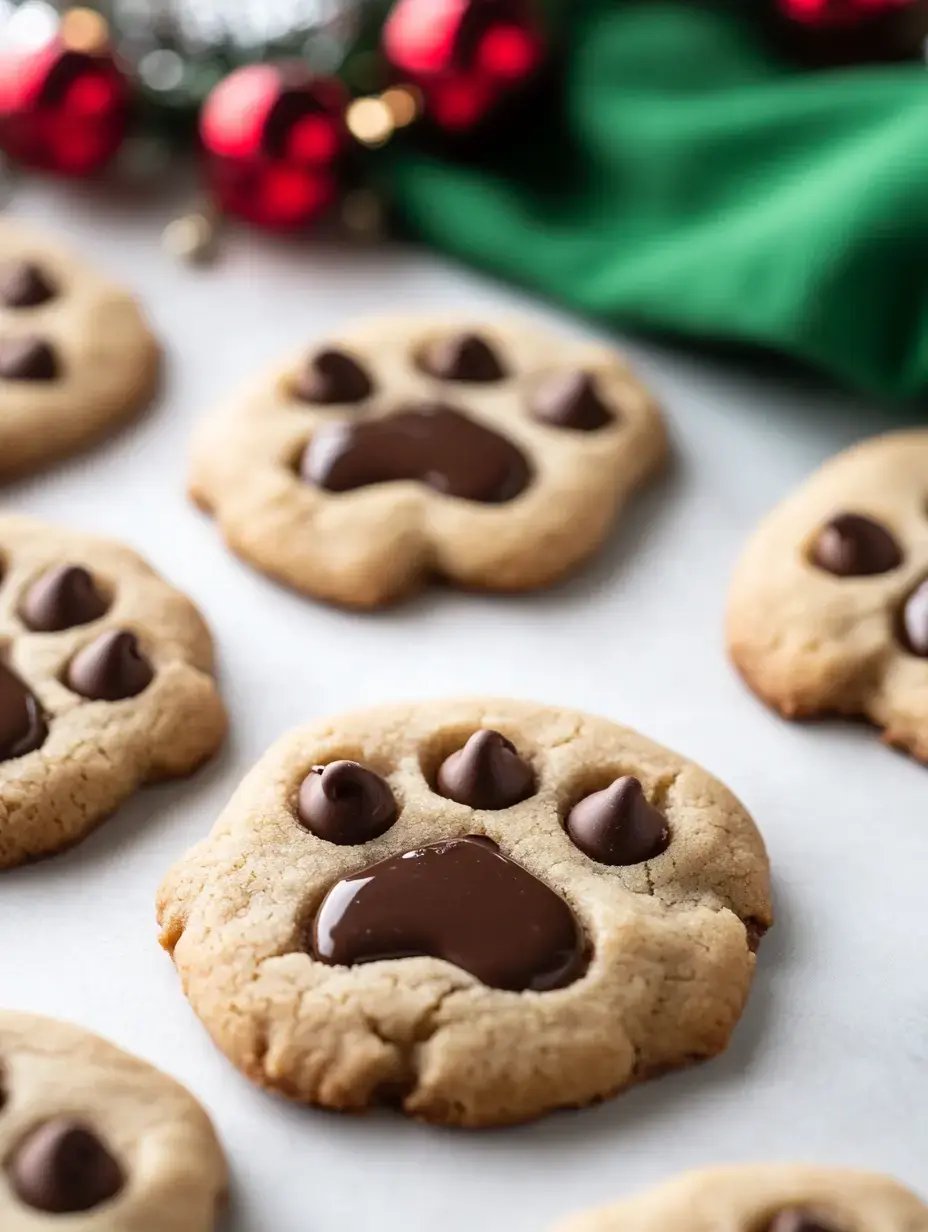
[0,514,227,867]
[0,220,159,478]
[0,1010,226,1230]
[188,317,667,608]
[552,1165,928,1232]
[157,699,771,1127]
[728,431,928,763]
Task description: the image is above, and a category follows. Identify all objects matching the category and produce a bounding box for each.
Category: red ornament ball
[200,64,349,231]
[0,37,129,176]
[781,0,915,24]
[383,0,544,131]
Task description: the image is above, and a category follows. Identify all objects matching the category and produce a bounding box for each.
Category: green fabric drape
[389,1,928,401]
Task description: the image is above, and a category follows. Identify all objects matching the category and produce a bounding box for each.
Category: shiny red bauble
[775,0,928,61]
[781,0,915,24]
[200,64,349,231]
[383,0,543,131]
[0,40,129,175]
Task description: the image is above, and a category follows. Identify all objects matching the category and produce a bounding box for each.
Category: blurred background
[5,0,928,403]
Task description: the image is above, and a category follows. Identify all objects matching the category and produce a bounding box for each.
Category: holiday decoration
[773,0,928,60]
[0,7,129,176]
[200,63,349,230]
[382,0,544,131]
[780,0,914,25]
[0,0,550,238]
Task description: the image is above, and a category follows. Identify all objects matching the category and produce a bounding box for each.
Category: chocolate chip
[566,776,669,866]
[301,402,530,503]
[312,835,585,991]
[0,661,46,762]
[436,730,535,809]
[417,333,507,382]
[766,1210,842,1232]
[8,1118,124,1213]
[20,565,109,633]
[0,260,56,308]
[295,348,373,404]
[811,513,902,577]
[298,760,397,844]
[900,577,928,656]
[66,630,153,701]
[530,372,614,431]
[0,335,59,381]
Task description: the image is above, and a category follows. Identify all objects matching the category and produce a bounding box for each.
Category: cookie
[157,699,771,1127]
[188,317,667,608]
[0,1010,226,1228]
[727,431,928,762]
[551,1165,928,1232]
[0,514,226,867]
[0,220,159,478]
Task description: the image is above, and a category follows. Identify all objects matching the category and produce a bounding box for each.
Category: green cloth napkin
[389,1,928,401]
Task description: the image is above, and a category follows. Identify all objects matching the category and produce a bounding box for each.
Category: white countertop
[3,181,926,1232]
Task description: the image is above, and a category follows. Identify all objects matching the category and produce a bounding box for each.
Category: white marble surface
[2,182,927,1232]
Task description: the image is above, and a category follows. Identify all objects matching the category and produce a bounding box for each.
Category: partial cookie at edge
[727,431,928,763]
[551,1164,928,1232]
[0,220,160,478]
[0,514,227,867]
[0,1011,226,1231]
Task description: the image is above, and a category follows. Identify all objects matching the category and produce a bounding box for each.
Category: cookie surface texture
[188,317,667,608]
[727,431,928,762]
[0,220,160,478]
[551,1164,928,1232]
[0,1010,226,1230]
[0,515,226,867]
[157,699,771,1127]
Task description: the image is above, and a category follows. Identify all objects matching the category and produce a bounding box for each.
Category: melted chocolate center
[312,835,585,991]
[301,402,531,503]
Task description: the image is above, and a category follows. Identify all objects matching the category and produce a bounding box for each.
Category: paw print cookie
[188,317,667,608]
[0,220,159,479]
[728,431,928,762]
[552,1165,928,1232]
[0,515,226,867]
[157,699,771,1127]
[0,1011,226,1229]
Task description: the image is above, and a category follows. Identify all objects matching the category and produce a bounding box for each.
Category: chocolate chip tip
[297,759,397,844]
[294,348,374,405]
[530,370,615,432]
[66,630,154,702]
[416,332,508,383]
[20,564,109,633]
[565,775,670,867]
[0,260,57,309]
[810,512,902,578]
[435,729,535,810]
[0,335,60,382]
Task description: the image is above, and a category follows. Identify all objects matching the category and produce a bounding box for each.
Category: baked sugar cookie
[728,431,928,762]
[0,515,226,867]
[0,220,159,478]
[552,1165,928,1232]
[157,699,771,1127]
[0,1011,226,1229]
[189,317,667,608]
